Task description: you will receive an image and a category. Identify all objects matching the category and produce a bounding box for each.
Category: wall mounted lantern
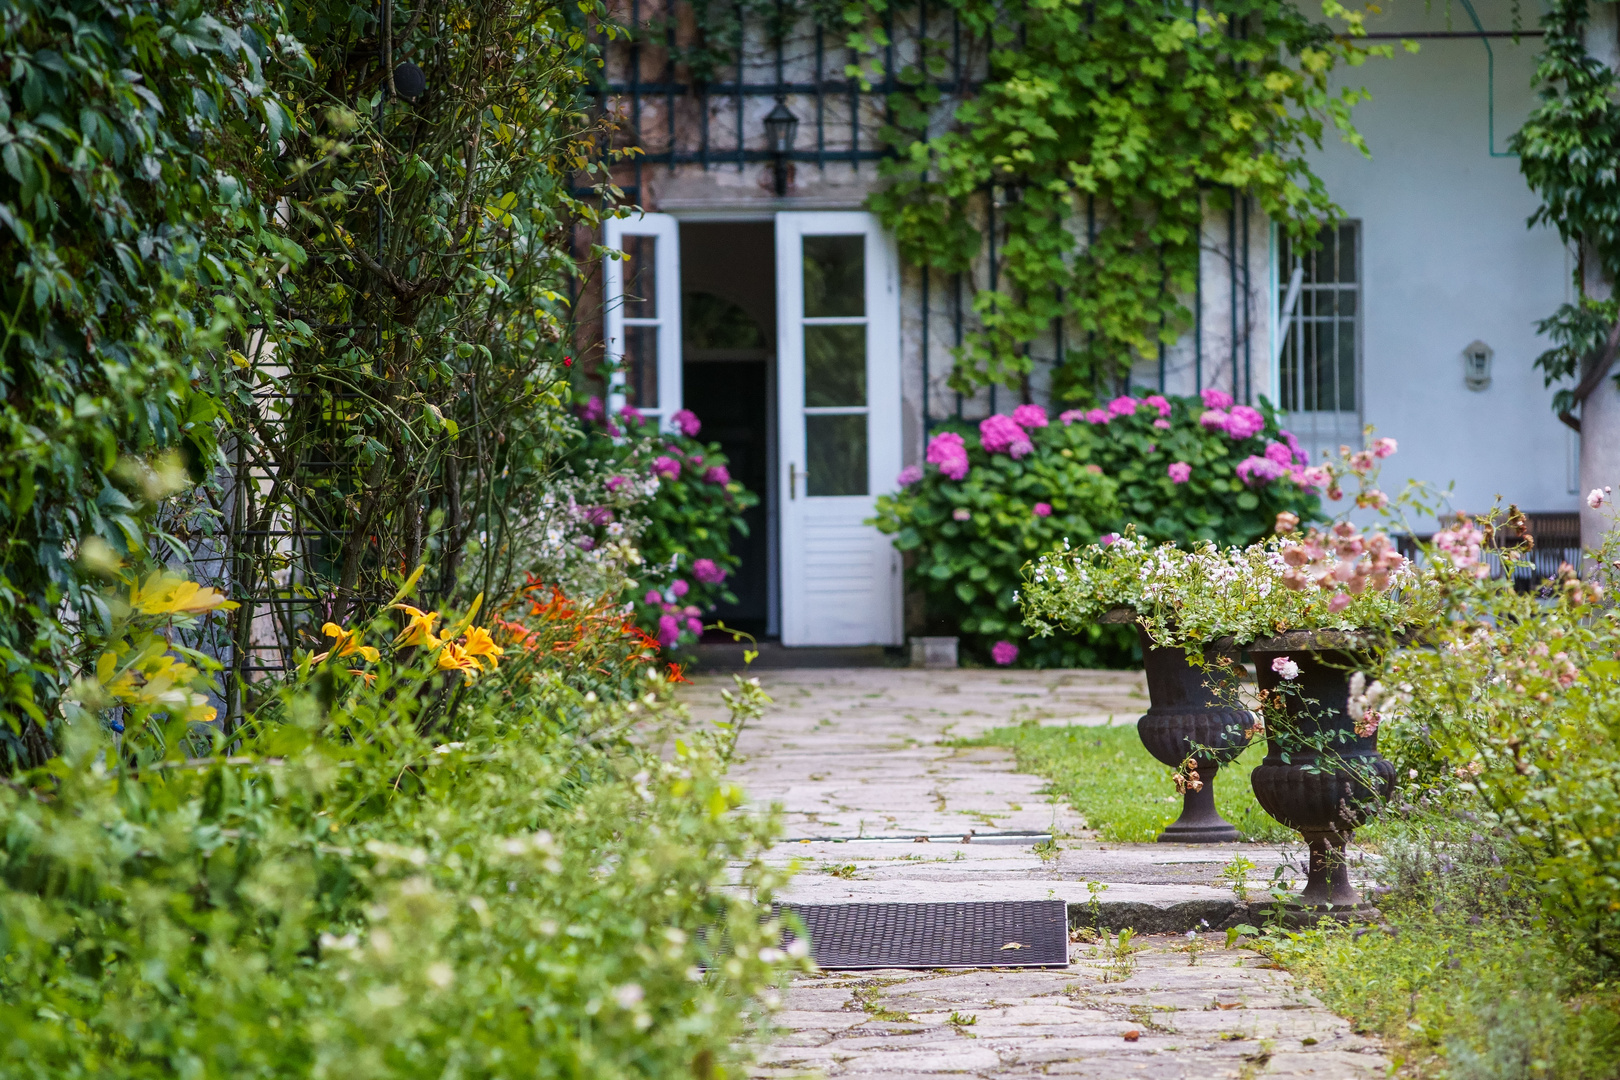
[1463,340,1493,391]
[764,96,799,197]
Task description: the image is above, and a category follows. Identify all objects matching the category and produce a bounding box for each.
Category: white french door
[603,213,682,426]
[775,212,902,646]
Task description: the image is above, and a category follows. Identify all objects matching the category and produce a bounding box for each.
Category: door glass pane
[803,236,864,317]
[621,235,657,319]
[624,324,659,409]
[804,324,866,406]
[806,414,867,496]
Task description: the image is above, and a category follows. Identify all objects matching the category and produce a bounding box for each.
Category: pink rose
[1300,465,1332,490]
[1328,594,1352,614]
[1033,502,1053,517]
[1143,395,1171,418]
[897,465,923,486]
[1201,387,1234,411]
[990,640,1019,666]
[671,408,702,437]
[652,456,681,480]
[1059,408,1088,425]
[1012,403,1049,429]
[693,558,726,584]
[1373,437,1398,459]
[1168,462,1191,484]
[1107,396,1140,418]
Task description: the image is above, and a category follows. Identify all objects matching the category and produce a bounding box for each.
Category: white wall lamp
[1463,340,1493,391]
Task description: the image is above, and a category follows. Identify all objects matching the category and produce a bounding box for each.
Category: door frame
[603,212,683,427]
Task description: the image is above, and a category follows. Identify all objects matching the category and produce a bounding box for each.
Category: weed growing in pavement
[1221,854,1257,902]
[850,983,912,1023]
[1099,928,1142,982]
[824,863,859,879]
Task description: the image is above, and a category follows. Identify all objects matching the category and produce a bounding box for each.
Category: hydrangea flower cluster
[926,431,970,480]
[979,413,1035,457]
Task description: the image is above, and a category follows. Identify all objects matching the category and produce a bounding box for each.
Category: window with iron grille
[1278,222,1360,416]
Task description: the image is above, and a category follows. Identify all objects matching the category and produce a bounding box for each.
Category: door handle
[790,462,808,500]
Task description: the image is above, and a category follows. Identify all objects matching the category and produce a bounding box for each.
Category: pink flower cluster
[671,408,702,437]
[1433,517,1488,579]
[990,640,1019,666]
[1056,395,1168,427]
[1280,521,1406,610]
[1012,403,1049,429]
[1167,461,1192,484]
[980,413,1034,458]
[652,455,681,480]
[927,431,970,480]
[650,580,701,647]
[897,464,924,487]
[1201,403,1265,440]
[693,558,727,585]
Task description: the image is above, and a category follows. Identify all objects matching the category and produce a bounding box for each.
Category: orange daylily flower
[393,605,441,648]
[129,573,239,617]
[462,625,505,670]
[436,642,481,682]
[314,622,380,664]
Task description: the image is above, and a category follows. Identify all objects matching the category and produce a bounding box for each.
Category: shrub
[572,402,760,649]
[0,571,799,1078]
[872,391,1323,666]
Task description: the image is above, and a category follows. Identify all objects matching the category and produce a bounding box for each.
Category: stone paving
[679,668,1389,1078]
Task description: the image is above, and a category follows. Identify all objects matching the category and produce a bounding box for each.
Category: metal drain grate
[779,900,1069,970]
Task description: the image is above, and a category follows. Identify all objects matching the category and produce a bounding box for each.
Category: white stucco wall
[1308,0,1577,520]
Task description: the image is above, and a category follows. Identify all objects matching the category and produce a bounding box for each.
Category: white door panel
[603,213,682,426]
[776,211,902,646]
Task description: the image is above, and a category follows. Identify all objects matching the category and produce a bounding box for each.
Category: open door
[776,212,902,646]
[603,213,682,426]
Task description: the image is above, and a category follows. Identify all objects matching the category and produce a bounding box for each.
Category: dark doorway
[680,221,776,638]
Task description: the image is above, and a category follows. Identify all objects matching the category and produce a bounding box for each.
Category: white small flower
[613,983,645,1008]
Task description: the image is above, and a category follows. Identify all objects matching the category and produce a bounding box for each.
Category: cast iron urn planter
[1105,609,1252,843]
[1248,631,1396,913]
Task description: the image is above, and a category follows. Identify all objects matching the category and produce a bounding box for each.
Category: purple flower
[1033,502,1053,517]
[1200,408,1230,432]
[705,464,731,485]
[897,464,924,487]
[1225,405,1265,440]
[1168,461,1192,484]
[619,403,645,424]
[693,558,727,585]
[685,616,703,635]
[671,408,702,437]
[658,615,680,648]
[1279,429,1307,465]
[1100,533,1119,546]
[580,396,605,423]
[1058,408,1088,425]
[581,505,613,526]
[671,579,690,597]
[652,456,681,480]
[991,640,1019,666]
[644,589,662,605]
[926,431,970,480]
[1086,408,1109,425]
[1263,441,1294,468]
[575,536,596,551]
[1012,403,1049,429]
[1236,455,1290,485]
[1107,395,1140,418]
[1201,387,1234,411]
[606,475,628,493]
[979,414,1026,454]
[1142,394,1172,418]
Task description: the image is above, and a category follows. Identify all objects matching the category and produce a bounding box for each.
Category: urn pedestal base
[1148,755,1241,844]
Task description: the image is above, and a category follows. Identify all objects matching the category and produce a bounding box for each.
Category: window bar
[1242,194,1252,404]
[988,187,998,415]
[1054,284,1064,378]
[1228,191,1238,400]
[815,25,826,168]
[631,0,643,195]
[954,270,964,418]
[849,41,859,171]
[774,0,785,87]
[735,2,745,172]
[666,0,676,172]
[922,265,931,429]
[1195,194,1203,392]
[701,73,710,169]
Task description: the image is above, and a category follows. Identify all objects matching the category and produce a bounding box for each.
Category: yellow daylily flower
[315,622,380,664]
[393,605,441,648]
[462,625,505,671]
[436,642,481,682]
[129,573,239,617]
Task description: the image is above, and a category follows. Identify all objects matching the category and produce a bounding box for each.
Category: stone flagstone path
[681,668,1389,1079]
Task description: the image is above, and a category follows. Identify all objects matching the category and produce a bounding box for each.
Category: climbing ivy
[863,0,1394,398]
[1512,0,1620,418]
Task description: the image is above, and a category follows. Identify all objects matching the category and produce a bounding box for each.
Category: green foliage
[862,0,1392,394]
[961,722,1291,843]
[1514,0,1620,411]
[871,394,1320,665]
[0,577,798,1078]
[0,0,290,761]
